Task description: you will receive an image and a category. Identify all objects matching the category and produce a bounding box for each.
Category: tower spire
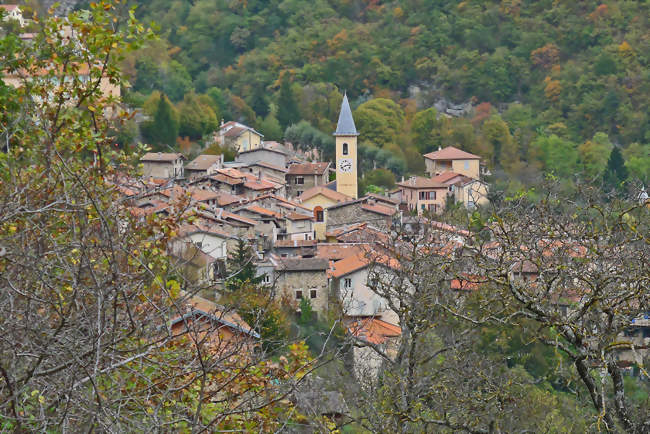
[334,93,358,136]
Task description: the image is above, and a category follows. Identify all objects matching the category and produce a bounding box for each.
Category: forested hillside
[117,0,649,190]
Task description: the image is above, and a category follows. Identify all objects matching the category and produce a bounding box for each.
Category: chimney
[401,176,405,182]
[409,176,416,186]
[438,146,442,151]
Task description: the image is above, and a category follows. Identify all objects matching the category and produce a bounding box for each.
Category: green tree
[258,113,283,141]
[411,107,440,153]
[177,92,218,140]
[623,143,650,183]
[603,146,629,191]
[276,73,300,131]
[141,92,180,150]
[364,168,396,189]
[530,135,579,178]
[354,98,405,148]
[225,239,264,291]
[578,132,613,179]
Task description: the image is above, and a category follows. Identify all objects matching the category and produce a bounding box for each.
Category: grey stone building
[326,196,398,232]
[285,162,330,199]
[271,256,329,317]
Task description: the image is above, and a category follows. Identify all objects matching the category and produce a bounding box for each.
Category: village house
[140,152,185,179]
[238,161,287,184]
[273,239,318,258]
[235,146,287,169]
[215,121,264,153]
[326,196,398,232]
[283,212,315,241]
[195,209,258,240]
[345,316,401,383]
[396,176,450,215]
[169,241,220,286]
[285,162,331,199]
[233,205,284,242]
[0,4,24,27]
[328,252,401,325]
[3,62,120,117]
[174,224,239,261]
[298,186,352,240]
[170,292,259,354]
[271,256,330,317]
[184,154,224,179]
[426,172,490,210]
[198,168,284,198]
[423,146,481,179]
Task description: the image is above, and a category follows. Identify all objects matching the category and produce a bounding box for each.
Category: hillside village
[111,95,489,353]
[2,1,650,430]
[111,93,650,386]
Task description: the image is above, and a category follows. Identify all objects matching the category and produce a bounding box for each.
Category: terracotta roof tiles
[423,146,480,161]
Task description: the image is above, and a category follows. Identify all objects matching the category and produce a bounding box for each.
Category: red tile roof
[299,185,352,203]
[329,252,399,278]
[346,317,401,345]
[274,239,318,248]
[431,171,464,184]
[285,212,313,221]
[397,176,447,189]
[287,162,330,175]
[140,152,185,162]
[242,205,283,219]
[360,202,397,216]
[316,243,368,261]
[186,154,222,171]
[423,146,480,161]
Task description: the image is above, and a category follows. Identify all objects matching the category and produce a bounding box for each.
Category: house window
[263,274,271,283]
[344,278,352,288]
[296,290,303,299]
[342,143,349,155]
[295,177,304,185]
[296,190,303,197]
[464,160,470,170]
[315,209,324,222]
[310,289,317,299]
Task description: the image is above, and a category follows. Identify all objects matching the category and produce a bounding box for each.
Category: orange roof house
[170,292,259,354]
[423,146,481,179]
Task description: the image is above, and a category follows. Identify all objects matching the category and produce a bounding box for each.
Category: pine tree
[142,93,179,150]
[225,239,264,291]
[276,74,300,132]
[602,146,628,191]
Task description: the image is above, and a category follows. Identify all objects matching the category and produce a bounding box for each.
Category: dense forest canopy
[76,0,650,190]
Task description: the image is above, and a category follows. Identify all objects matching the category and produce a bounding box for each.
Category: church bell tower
[334,93,358,199]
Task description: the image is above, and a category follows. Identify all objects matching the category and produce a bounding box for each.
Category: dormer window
[342,143,349,155]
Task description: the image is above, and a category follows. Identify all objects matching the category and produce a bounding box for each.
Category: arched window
[342,143,349,155]
[314,206,324,222]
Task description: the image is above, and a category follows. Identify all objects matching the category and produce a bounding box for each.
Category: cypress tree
[603,146,628,191]
[142,93,179,150]
[277,74,300,132]
[225,239,264,291]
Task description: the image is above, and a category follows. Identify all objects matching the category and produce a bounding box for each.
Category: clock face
[339,158,353,173]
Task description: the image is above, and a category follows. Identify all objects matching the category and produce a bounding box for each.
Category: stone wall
[326,202,391,232]
[274,269,329,317]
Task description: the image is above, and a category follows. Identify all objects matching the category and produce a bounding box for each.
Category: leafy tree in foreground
[0,4,321,431]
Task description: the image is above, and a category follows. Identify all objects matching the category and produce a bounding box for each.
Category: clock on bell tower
[334,93,358,199]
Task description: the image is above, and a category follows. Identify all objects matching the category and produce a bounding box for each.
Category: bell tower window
[342,143,349,155]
